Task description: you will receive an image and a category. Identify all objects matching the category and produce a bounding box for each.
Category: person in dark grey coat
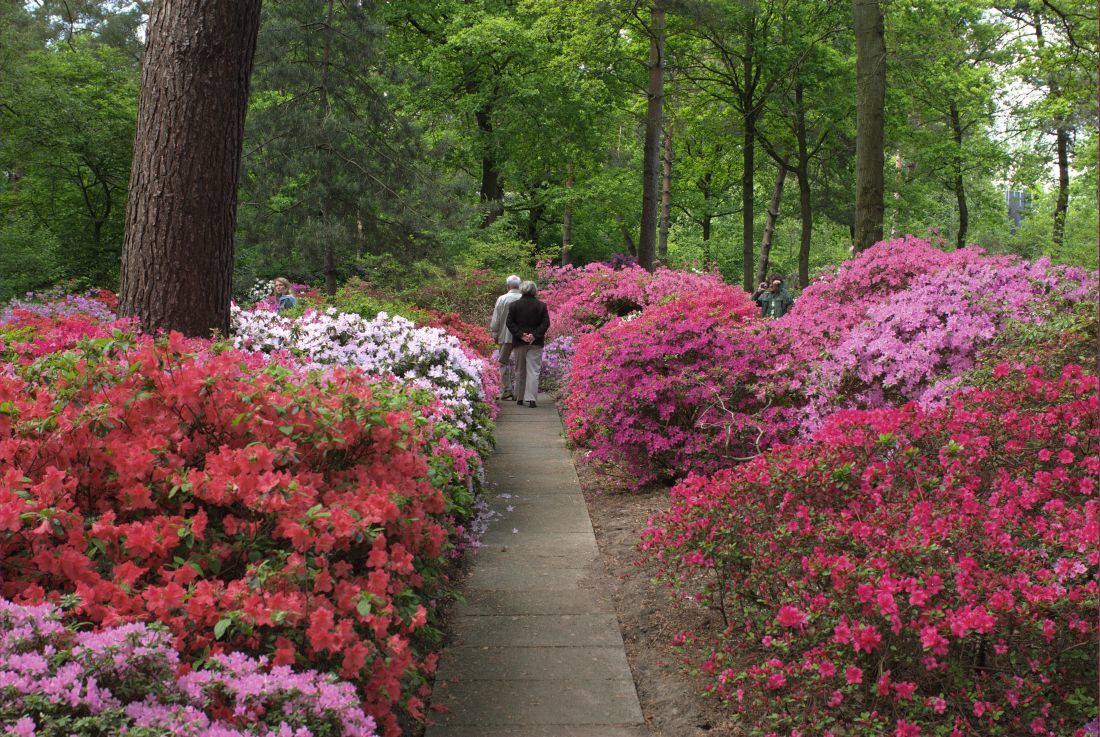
[505,280,551,408]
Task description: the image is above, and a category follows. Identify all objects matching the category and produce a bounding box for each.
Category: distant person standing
[273,277,297,311]
[752,275,793,318]
[489,275,523,400]
[506,280,550,408]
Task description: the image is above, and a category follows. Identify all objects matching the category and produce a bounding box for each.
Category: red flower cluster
[421,309,495,356]
[0,320,478,737]
[642,365,1098,736]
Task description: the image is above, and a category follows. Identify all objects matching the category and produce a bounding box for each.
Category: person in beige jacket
[489,275,523,399]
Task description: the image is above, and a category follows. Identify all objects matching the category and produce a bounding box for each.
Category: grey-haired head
[519,280,538,297]
[506,274,521,289]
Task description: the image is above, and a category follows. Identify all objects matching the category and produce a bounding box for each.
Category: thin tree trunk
[756,164,787,286]
[740,19,757,291]
[638,0,665,272]
[659,128,672,261]
[617,214,637,257]
[949,101,969,249]
[852,0,886,252]
[1052,126,1070,247]
[119,0,262,337]
[324,215,337,296]
[477,106,504,227]
[794,83,813,287]
[562,167,573,265]
[1032,13,1071,249]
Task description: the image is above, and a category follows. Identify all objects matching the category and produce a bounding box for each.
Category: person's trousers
[497,343,514,396]
[511,344,543,402]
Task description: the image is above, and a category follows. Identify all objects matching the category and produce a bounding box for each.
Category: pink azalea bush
[811,256,1099,421]
[0,598,378,736]
[538,260,727,341]
[641,364,1098,737]
[561,285,793,486]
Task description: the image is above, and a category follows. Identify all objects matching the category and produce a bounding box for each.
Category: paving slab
[426,728,652,737]
[455,588,613,616]
[428,394,648,737]
[435,645,633,681]
[452,614,625,648]
[428,679,644,726]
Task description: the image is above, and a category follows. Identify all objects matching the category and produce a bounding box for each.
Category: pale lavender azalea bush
[230,305,497,444]
[809,255,1099,422]
[0,598,378,737]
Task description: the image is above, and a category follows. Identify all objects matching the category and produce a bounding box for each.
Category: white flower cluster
[230,305,490,434]
[246,279,275,307]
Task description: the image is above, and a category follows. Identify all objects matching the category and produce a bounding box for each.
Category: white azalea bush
[231,305,498,452]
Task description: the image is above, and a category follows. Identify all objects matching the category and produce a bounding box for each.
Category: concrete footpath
[425,393,649,737]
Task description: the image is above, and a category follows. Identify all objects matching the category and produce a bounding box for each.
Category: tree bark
[659,128,673,261]
[562,167,573,265]
[949,101,969,249]
[794,83,813,287]
[756,163,787,286]
[476,105,504,227]
[852,0,886,252]
[638,0,665,272]
[1052,125,1070,247]
[617,214,637,257]
[740,21,757,291]
[119,0,262,337]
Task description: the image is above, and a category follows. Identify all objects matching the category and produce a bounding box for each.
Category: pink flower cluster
[537,260,727,341]
[0,598,378,736]
[641,364,1098,736]
[561,285,786,486]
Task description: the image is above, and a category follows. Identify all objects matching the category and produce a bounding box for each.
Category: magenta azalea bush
[561,285,792,486]
[642,365,1099,737]
[0,598,378,736]
[538,260,727,341]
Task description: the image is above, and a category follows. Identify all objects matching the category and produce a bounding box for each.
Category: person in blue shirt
[273,277,297,311]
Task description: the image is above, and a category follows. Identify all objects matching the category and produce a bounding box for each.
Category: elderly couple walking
[489,275,550,408]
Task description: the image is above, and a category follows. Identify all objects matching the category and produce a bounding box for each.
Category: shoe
[516,399,523,405]
[500,393,515,401]
[526,401,537,408]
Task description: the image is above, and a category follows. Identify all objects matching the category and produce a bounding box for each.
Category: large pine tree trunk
[740,25,757,291]
[638,0,664,273]
[119,0,262,337]
[658,128,673,261]
[852,0,886,253]
[755,163,787,286]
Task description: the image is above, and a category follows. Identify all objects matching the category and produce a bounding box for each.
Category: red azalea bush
[538,261,728,341]
[561,285,795,486]
[0,322,480,737]
[421,308,495,357]
[641,365,1098,737]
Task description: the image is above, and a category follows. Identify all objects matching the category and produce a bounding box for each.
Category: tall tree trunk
[949,101,969,250]
[659,128,673,261]
[562,167,573,265]
[119,0,262,337]
[617,214,637,257]
[476,106,504,227]
[794,83,813,287]
[740,18,758,291]
[1052,126,1070,247]
[1032,13,1071,249]
[756,163,787,286]
[852,0,886,252]
[324,215,338,296]
[638,0,665,272]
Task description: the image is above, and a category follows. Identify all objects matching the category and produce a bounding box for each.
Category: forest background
[1,0,1096,305]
